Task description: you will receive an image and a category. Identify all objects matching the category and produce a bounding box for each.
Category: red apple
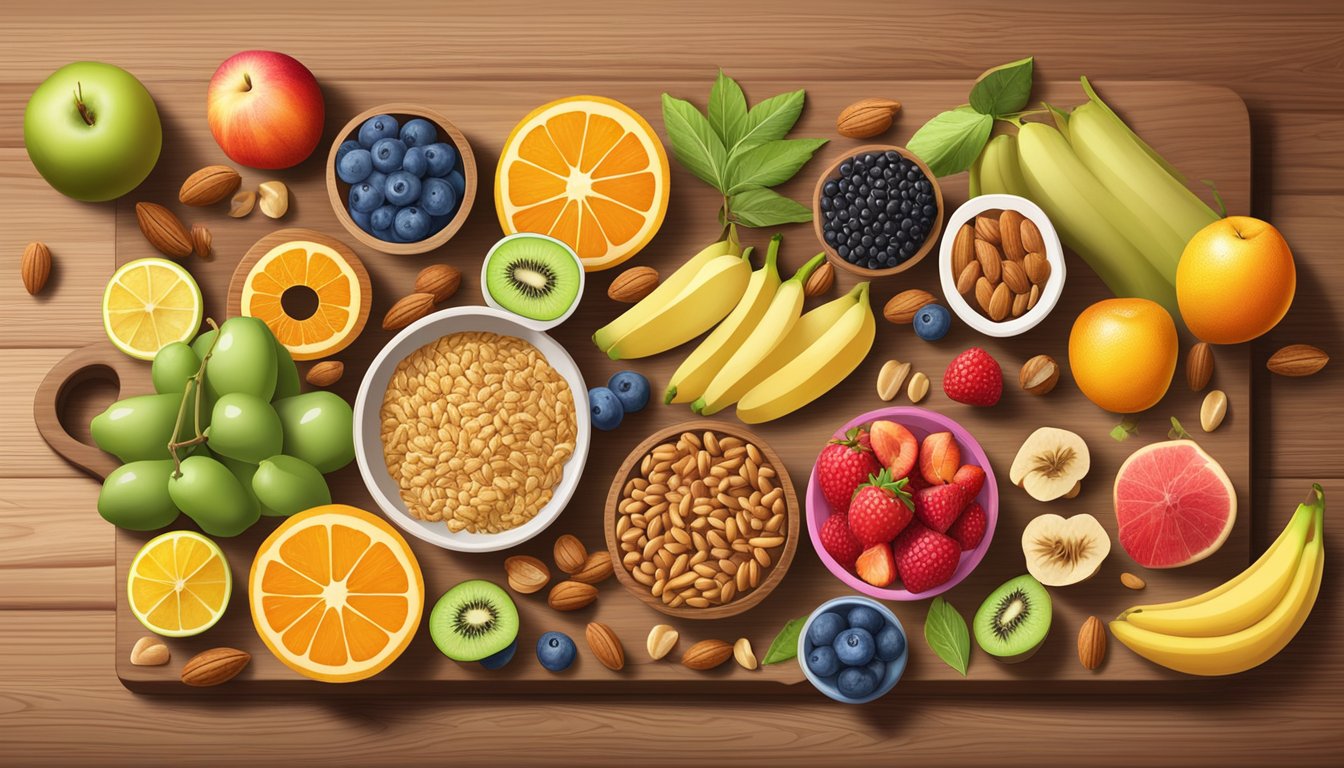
[918,431,960,485]
[207,50,324,170]
[869,420,917,480]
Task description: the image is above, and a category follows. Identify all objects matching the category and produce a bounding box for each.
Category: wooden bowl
[604,419,799,620]
[811,144,944,278]
[325,103,477,256]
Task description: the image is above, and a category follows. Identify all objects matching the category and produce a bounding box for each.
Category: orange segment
[517,124,570,175]
[239,240,368,361]
[127,531,231,638]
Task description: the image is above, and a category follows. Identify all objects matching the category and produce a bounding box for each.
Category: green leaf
[724,138,827,195]
[661,93,728,191]
[907,109,994,177]
[1110,417,1139,442]
[728,187,813,227]
[1168,417,1192,440]
[708,70,749,149]
[969,57,1035,116]
[924,597,970,676]
[761,615,807,665]
[733,88,805,154]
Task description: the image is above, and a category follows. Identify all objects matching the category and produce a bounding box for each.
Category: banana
[664,235,783,404]
[592,234,742,353]
[736,282,875,424]
[746,283,868,384]
[691,251,827,415]
[972,134,1029,198]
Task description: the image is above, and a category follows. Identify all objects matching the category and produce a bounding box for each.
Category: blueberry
[608,370,649,413]
[372,227,395,242]
[866,658,887,682]
[365,170,388,197]
[418,177,457,217]
[370,204,397,233]
[479,638,517,670]
[399,117,438,148]
[913,305,949,343]
[833,628,875,667]
[836,666,879,699]
[429,214,453,234]
[446,170,466,199]
[357,114,400,148]
[393,206,430,242]
[349,207,372,232]
[348,182,384,214]
[337,149,373,184]
[335,139,362,165]
[588,386,623,431]
[847,605,885,635]
[401,145,428,178]
[807,611,847,647]
[423,142,457,177]
[370,138,408,174]
[806,645,840,678]
[876,625,906,662]
[536,631,577,672]
[384,170,423,207]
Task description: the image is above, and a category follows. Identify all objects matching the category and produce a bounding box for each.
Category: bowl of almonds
[938,193,1066,337]
[604,420,799,620]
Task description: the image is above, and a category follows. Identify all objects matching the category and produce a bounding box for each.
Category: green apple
[24,62,162,202]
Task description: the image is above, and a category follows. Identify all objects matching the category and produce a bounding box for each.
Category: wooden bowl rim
[325,103,478,256]
[603,419,800,620]
[810,144,944,278]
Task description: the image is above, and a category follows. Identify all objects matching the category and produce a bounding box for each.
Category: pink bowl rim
[805,405,999,600]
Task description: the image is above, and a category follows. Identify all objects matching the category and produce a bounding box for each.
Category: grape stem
[168,318,220,477]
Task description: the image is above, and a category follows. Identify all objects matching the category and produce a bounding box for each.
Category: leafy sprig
[908,57,1035,176]
[924,597,970,676]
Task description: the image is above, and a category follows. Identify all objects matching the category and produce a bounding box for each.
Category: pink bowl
[805,406,999,600]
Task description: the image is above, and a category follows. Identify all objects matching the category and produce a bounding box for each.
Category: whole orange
[1177,216,1296,344]
[1069,298,1178,413]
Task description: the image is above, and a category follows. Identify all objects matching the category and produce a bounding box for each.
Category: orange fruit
[1069,298,1178,413]
[495,95,669,272]
[249,504,424,683]
[1177,216,1296,344]
[240,239,370,360]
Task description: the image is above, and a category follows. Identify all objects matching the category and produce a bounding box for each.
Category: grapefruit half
[1113,440,1236,569]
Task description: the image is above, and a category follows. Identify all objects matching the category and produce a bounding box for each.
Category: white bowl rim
[352,304,590,552]
[480,233,586,332]
[937,193,1067,338]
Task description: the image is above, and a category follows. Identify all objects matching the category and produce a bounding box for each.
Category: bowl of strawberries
[807,406,998,600]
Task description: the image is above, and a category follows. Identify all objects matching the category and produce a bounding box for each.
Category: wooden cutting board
[35,78,1251,693]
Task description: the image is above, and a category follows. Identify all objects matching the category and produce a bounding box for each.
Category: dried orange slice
[495,95,669,271]
[249,505,424,683]
[239,239,369,360]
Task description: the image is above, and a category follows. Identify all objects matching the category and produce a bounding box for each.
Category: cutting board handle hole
[57,366,120,446]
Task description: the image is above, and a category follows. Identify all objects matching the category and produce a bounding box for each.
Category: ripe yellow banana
[736,282,875,424]
[1110,485,1325,676]
[745,283,868,385]
[971,133,1029,198]
[692,251,827,416]
[592,234,742,353]
[665,235,782,405]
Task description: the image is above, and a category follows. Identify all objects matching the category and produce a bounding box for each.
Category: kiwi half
[485,235,580,321]
[428,579,520,662]
[973,574,1052,663]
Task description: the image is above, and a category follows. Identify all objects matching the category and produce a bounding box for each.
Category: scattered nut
[1187,342,1214,391]
[1200,389,1228,432]
[835,97,902,139]
[1077,616,1106,671]
[586,622,625,671]
[135,202,193,259]
[504,555,551,594]
[414,264,462,304]
[258,181,289,218]
[21,242,51,295]
[570,551,614,585]
[180,647,250,687]
[229,189,256,218]
[883,289,936,325]
[1019,354,1060,396]
[547,580,597,611]
[907,371,929,403]
[646,624,679,660]
[876,359,912,401]
[803,261,835,298]
[682,639,733,670]
[1266,344,1328,377]
[553,534,588,574]
[1120,572,1147,590]
[382,292,436,331]
[733,637,758,670]
[305,360,344,387]
[179,164,241,206]
[130,636,170,666]
[190,223,212,260]
[608,266,660,303]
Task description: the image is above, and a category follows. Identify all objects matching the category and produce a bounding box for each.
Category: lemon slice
[103,257,204,360]
[128,530,232,637]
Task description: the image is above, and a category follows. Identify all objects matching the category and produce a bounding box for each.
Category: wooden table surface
[1,0,1340,764]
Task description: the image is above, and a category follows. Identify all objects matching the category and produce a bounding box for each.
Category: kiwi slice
[973,574,1052,663]
[428,579,520,662]
[485,235,580,321]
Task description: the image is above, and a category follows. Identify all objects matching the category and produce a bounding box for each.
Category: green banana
[972,133,1029,198]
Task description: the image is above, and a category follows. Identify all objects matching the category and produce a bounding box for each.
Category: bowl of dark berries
[326,103,477,256]
[812,145,943,277]
[798,596,908,704]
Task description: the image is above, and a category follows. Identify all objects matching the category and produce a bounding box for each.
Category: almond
[1020,217,1046,253]
[1001,259,1030,294]
[229,190,256,218]
[803,261,834,298]
[950,223,976,276]
[956,260,982,296]
[553,533,588,574]
[974,239,1002,284]
[988,282,1011,322]
[130,636,170,666]
[607,266,660,303]
[21,242,51,295]
[1266,344,1328,377]
[1019,354,1059,395]
[974,215,1000,244]
[1023,252,1050,286]
[190,224,212,260]
[974,277,994,314]
[179,165,241,206]
[570,551,614,585]
[382,292,436,331]
[135,202,193,259]
[681,639,733,670]
[414,264,462,304]
[586,622,625,671]
[180,647,250,687]
[547,579,597,611]
[1011,291,1030,318]
[1077,616,1106,671]
[999,210,1027,260]
[835,97,902,139]
[305,360,344,387]
[646,624,679,660]
[504,555,551,594]
[883,289,935,325]
[1027,284,1041,310]
[1187,341,1214,391]
[1120,572,1147,590]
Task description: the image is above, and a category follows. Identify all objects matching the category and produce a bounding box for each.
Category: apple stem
[242,73,252,92]
[73,82,95,126]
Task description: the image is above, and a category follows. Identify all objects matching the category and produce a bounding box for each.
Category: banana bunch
[1110,485,1325,676]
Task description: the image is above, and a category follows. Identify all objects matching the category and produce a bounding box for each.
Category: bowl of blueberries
[326,103,476,255]
[799,595,908,704]
[812,145,943,278]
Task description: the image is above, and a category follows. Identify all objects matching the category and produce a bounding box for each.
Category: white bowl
[938,193,1066,337]
[353,305,590,552]
[480,233,586,332]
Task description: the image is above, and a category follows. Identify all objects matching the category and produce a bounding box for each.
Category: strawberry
[952,464,986,499]
[903,470,929,493]
[918,431,961,485]
[856,543,897,588]
[818,512,864,569]
[869,420,918,479]
[947,501,987,551]
[847,469,915,546]
[943,347,1003,406]
[893,523,962,594]
[912,482,967,533]
[815,427,880,514]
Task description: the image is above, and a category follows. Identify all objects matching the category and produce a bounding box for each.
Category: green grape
[151,342,200,394]
[97,460,180,530]
[273,391,355,473]
[90,394,181,462]
[220,455,277,517]
[271,332,301,401]
[205,317,277,400]
[167,455,259,537]
[253,455,331,517]
[208,392,283,464]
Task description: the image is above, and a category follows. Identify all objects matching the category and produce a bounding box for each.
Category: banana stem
[763,234,781,269]
[167,318,220,477]
[788,251,827,283]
